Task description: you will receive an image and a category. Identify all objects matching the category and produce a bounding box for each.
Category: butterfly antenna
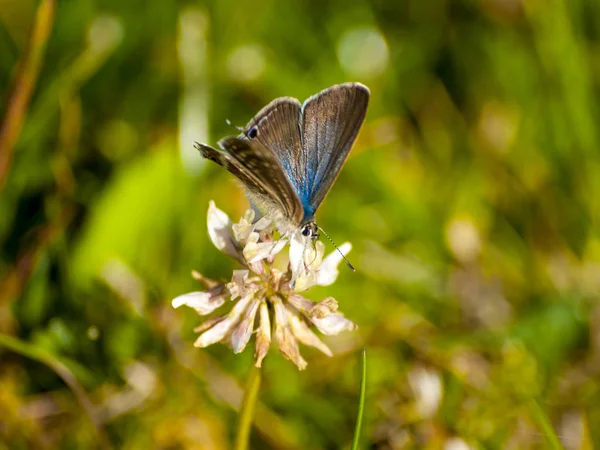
[225,119,245,132]
[318,226,355,271]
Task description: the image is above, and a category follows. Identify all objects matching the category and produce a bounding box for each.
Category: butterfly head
[300,221,319,241]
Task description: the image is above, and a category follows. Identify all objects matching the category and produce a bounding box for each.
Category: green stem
[234,363,262,450]
[528,399,564,450]
[351,348,367,450]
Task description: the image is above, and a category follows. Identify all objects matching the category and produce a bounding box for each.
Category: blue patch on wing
[279,160,316,223]
[300,199,315,222]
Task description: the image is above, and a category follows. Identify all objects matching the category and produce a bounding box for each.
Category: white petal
[307,240,325,268]
[231,300,260,353]
[293,271,318,292]
[244,238,287,263]
[232,269,249,281]
[194,293,254,347]
[288,310,332,356]
[255,301,271,367]
[194,317,235,348]
[193,316,224,333]
[232,209,256,243]
[317,242,352,286]
[171,289,225,315]
[207,201,239,257]
[272,296,307,370]
[227,270,249,300]
[289,231,323,291]
[249,261,267,276]
[311,313,358,336]
[191,270,219,288]
[308,297,338,319]
[287,294,314,313]
[253,216,272,231]
[289,231,306,281]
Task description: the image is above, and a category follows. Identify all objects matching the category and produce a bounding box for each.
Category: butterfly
[195,82,370,242]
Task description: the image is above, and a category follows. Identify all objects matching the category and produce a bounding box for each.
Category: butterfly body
[196,82,370,240]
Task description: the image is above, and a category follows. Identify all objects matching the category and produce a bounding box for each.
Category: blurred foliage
[1,0,600,448]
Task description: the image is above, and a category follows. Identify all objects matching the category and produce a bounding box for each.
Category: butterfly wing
[299,82,370,218]
[242,97,303,191]
[195,137,304,225]
[204,83,369,225]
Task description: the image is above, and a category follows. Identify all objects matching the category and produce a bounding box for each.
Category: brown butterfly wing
[241,97,303,190]
[195,137,304,224]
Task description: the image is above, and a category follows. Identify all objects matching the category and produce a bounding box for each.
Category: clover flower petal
[289,232,328,291]
[243,233,287,263]
[255,301,271,367]
[289,231,306,284]
[231,299,260,353]
[308,297,339,319]
[288,311,333,357]
[317,242,352,286]
[194,293,255,348]
[207,201,239,258]
[311,313,358,336]
[171,287,226,315]
[286,293,315,314]
[173,201,357,370]
[232,209,256,243]
[227,270,251,300]
[273,296,307,370]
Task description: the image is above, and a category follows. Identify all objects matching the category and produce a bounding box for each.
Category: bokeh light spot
[227,44,266,83]
[337,27,389,79]
[88,15,123,55]
[446,218,482,263]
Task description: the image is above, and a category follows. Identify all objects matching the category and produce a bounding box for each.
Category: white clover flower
[289,230,353,291]
[172,201,356,370]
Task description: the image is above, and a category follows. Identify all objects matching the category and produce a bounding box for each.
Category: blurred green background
[1,0,600,448]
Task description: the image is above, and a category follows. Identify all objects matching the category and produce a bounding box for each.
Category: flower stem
[234,363,262,450]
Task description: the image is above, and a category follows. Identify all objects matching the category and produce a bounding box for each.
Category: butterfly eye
[301,226,311,237]
[247,126,258,139]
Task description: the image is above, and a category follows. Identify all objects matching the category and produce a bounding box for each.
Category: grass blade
[0,0,56,192]
[0,333,109,448]
[528,398,564,450]
[351,348,367,450]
